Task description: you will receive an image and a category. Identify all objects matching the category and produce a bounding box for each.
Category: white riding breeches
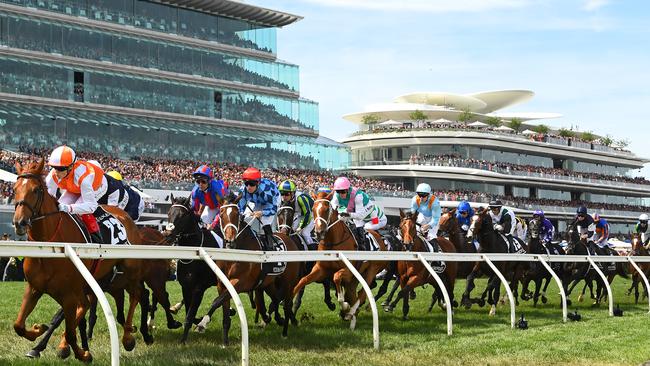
[417,213,439,241]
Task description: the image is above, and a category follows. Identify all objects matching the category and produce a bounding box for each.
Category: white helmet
[640,214,649,222]
[415,183,432,195]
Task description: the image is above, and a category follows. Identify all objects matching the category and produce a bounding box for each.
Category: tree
[361,114,380,125]
[409,110,427,123]
[600,134,613,146]
[616,138,630,148]
[485,116,502,127]
[558,128,575,138]
[508,118,523,132]
[581,131,596,142]
[533,124,549,134]
[457,107,474,124]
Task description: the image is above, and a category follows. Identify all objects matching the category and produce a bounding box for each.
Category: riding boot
[354,226,368,251]
[262,224,275,251]
[428,237,444,269]
[90,231,104,244]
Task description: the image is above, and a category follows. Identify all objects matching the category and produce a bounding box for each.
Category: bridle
[167,203,206,264]
[219,203,251,241]
[14,173,60,223]
[277,203,296,235]
[313,198,340,232]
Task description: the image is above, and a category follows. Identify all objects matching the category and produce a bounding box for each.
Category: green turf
[0,277,648,366]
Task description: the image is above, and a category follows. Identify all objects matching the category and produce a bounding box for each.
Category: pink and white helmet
[333,176,351,191]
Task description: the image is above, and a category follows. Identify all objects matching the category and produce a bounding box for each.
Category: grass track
[0,277,648,365]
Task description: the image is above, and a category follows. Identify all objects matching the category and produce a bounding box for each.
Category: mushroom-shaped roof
[394,92,487,111]
[467,90,534,113]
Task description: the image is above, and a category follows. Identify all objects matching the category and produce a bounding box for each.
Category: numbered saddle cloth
[259,234,287,276]
[94,207,130,245]
[418,234,446,273]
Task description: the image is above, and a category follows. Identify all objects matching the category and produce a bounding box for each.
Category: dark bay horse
[11,159,148,362]
[438,209,476,278]
[627,234,650,304]
[277,200,336,313]
[292,191,388,324]
[196,193,301,341]
[383,211,458,319]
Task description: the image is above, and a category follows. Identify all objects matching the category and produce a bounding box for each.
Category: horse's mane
[172,196,190,207]
[21,160,47,181]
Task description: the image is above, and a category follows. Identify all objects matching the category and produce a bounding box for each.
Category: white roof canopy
[378,119,403,126]
[495,125,514,131]
[468,121,488,127]
[521,129,537,135]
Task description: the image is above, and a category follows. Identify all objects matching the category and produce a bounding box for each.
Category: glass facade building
[0,0,350,169]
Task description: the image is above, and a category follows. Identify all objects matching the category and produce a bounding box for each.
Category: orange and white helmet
[48,145,76,168]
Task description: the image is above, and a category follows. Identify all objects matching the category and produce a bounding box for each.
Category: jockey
[634,213,650,246]
[98,167,129,212]
[190,165,229,230]
[455,200,475,235]
[514,216,528,243]
[530,209,555,245]
[591,213,612,250]
[238,167,279,251]
[331,176,386,251]
[45,145,107,243]
[488,199,517,248]
[278,179,315,250]
[409,183,441,246]
[106,171,145,222]
[573,206,595,240]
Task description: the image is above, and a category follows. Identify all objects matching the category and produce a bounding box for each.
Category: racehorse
[519,218,568,307]
[462,208,516,315]
[292,191,388,324]
[627,234,650,304]
[195,193,301,341]
[438,209,476,278]
[277,200,336,313]
[11,159,148,362]
[26,225,182,358]
[383,210,458,319]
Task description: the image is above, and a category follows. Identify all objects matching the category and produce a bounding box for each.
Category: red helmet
[242,167,261,181]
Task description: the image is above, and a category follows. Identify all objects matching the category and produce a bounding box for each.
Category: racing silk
[489,207,516,236]
[293,193,314,229]
[409,194,441,228]
[98,174,128,210]
[635,222,650,244]
[456,201,475,230]
[593,218,610,243]
[123,184,142,221]
[238,178,279,217]
[574,214,595,237]
[331,187,385,222]
[536,218,555,243]
[45,160,105,214]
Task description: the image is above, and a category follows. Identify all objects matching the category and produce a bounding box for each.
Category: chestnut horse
[628,234,650,304]
[195,193,301,340]
[292,191,388,323]
[11,159,150,361]
[277,200,336,313]
[383,211,458,319]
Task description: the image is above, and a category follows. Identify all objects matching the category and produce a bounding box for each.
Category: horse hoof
[349,315,357,330]
[56,345,71,359]
[195,325,206,333]
[566,299,572,306]
[452,300,459,308]
[81,351,93,364]
[122,335,136,352]
[342,302,350,312]
[25,349,41,358]
[326,302,336,311]
[410,291,417,300]
[541,296,548,304]
[229,308,237,317]
[168,320,183,330]
[144,334,155,346]
[383,305,394,313]
[477,299,486,307]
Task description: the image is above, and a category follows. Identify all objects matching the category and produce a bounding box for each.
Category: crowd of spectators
[408,153,650,186]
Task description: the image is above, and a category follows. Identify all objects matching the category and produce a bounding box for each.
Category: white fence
[1,241,650,366]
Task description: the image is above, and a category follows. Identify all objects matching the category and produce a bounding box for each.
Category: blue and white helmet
[415,183,432,194]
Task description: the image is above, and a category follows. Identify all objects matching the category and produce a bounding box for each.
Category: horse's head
[399,209,418,251]
[564,223,587,255]
[529,218,540,240]
[165,193,197,244]
[631,234,646,256]
[12,158,50,236]
[466,207,489,241]
[219,193,243,247]
[277,199,295,235]
[311,191,335,242]
[438,208,457,236]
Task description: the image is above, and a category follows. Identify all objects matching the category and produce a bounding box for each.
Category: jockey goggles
[280,191,293,196]
[52,165,70,172]
[244,180,258,187]
[195,178,208,184]
[335,189,347,194]
[417,192,429,198]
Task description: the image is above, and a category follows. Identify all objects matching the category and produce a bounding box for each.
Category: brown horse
[11,159,148,361]
[292,191,388,323]
[383,211,458,319]
[195,193,301,341]
[627,234,650,304]
[438,209,476,278]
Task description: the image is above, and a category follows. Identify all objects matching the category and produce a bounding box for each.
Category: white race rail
[2,241,650,366]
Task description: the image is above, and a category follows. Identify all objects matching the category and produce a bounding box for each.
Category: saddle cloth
[418,234,446,273]
[95,207,130,245]
[258,234,287,276]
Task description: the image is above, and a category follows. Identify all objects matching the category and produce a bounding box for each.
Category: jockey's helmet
[639,213,649,222]
[279,180,297,193]
[533,209,544,218]
[192,165,214,180]
[48,145,76,168]
[488,199,503,209]
[333,176,351,191]
[576,206,588,215]
[107,171,123,181]
[592,213,601,221]
[415,183,432,195]
[242,167,262,181]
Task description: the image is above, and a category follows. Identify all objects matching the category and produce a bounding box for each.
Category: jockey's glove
[494,224,504,232]
[461,224,469,231]
[58,203,72,213]
[339,212,351,218]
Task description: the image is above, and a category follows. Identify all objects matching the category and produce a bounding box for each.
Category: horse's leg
[428,288,438,313]
[181,287,207,344]
[384,276,401,309]
[333,269,348,312]
[462,263,479,309]
[122,283,144,351]
[87,297,98,340]
[146,277,182,330]
[112,288,126,327]
[292,263,328,299]
[248,291,256,310]
[292,287,305,315]
[282,290,295,338]
[60,296,92,362]
[255,288,271,327]
[532,276,543,307]
[488,275,500,316]
[322,278,336,311]
[222,297,232,346]
[197,278,246,332]
[540,276,551,304]
[149,292,158,331]
[375,262,395,301]
[26,308,65,358]
[634,276,641,304]
[138,287,154,345]
[387,274,408,313]
[13,283,47,341]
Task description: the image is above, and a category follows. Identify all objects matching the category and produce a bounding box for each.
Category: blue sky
[252,0,649,174]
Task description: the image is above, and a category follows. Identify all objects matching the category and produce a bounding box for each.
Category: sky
[250,0,649,175]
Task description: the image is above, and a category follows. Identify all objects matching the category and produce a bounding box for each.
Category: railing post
[64,245,120,366]
[587,256,613,316]
[417,253,453,335]
[199,249,249,366]
[627,257,650,314]
[338,252,379,350]
[536,256,567,322]
[482,255,516,328]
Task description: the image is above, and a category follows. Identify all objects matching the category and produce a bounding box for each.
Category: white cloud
[299,0,534,13]
[583,0,609,11]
